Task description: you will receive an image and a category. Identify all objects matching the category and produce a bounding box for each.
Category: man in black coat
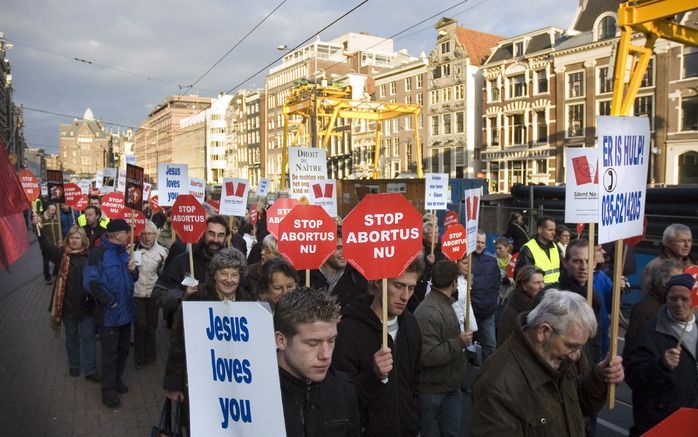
[333,256,425,437]
[471,230,500,362]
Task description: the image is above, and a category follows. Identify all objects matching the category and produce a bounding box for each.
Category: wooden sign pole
[607,238,624,408]
[586,223,595,304]
[430,210,436,256]
[464,253,473,331]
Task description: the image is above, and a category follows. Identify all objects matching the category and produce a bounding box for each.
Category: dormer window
[441,41,450,54]
[598,15,617,40]
[514,42,524,57]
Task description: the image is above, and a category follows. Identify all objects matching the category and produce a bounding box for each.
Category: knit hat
[664,273,696,298]
[106,219,130,233]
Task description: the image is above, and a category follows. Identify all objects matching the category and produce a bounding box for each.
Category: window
[514,41,524,57]
[441,41,450,54]
[568,72,584,98]
[488,116,499,146]
[405,116,413,130]
[442,64,450,77]
[641,58,654,87]
[431,116,440,135]
[416,93,424,106]
[489,80,500,102]
[380,85,386,97]
[456,112,464,133]
[682,96,698,130]
[443,87,452,102]
[536,159,548,174]
[430,90,440,105]
[684,47,698,78]
[536,69,548,94]
[443,114,452,135]
[455,84,464,100]
[393,138,399,157]
[416,75,423,89]
[433,66,441,79]
[405,95,412,104]
[598,16,616,40]
[508,114,525,145]
[634,95,653,129]
[509,74,526,98]
[405,77,412,92]
[390,82,396,95]
[598,100,611,116]
[567,104,584,137]
[598,66,613,94]
[536,110,547,143]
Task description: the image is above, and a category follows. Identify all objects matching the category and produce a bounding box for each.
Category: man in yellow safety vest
[514,216,561,284]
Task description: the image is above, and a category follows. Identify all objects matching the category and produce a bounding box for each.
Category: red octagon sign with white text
[171,194,207,244]
[277,205,337,271]
[441,224,467,261]
[342,193,422,280]
[101,192,125,219]
[266,198,299,238]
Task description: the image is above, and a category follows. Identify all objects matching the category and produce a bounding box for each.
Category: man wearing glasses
[470,290,624,437]
[643,224,694,292]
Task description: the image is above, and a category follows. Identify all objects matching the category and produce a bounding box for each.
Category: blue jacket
[83,237,138,327]
[470,251,501,320]
[60,209,80,236]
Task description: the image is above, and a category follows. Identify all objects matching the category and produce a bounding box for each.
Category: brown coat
[471,314,607,437]
[496,289,534,345]
[41,214,62,245]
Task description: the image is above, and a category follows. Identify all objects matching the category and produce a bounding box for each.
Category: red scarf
[50,245,88,337]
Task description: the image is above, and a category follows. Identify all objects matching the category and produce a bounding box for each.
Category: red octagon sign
[64,183,83,208]
[267,198,299,237]
[277,205,337,270]
[441,224,467,261]
[115,208,147,236]
[171,194,206,244]
[19,169,40,202]
[443,210,459,229]
[74,195,88,211]
[101,192,125,219]
[343,193,423,280]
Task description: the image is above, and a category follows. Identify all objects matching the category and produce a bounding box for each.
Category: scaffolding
[280,82,423,189]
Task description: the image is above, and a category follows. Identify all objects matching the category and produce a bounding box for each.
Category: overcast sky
[1,0,578,154]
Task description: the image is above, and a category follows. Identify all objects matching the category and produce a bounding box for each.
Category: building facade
[1,32,26,170]
[172,110,207,181]
[59,108,124,177]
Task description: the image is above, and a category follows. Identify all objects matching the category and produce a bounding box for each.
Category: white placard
[125,153,136,166]
[425,173,449,210]
[79,179,91,195]
[565,148,599,224]
[157,163,189,207]
[40,183,48,197]
[100,168,117,194]
[190,177,206,204]
[182,301,286,437]
[256,178,270,197]
[220,178,250,216]
[597,116,650,245]
[464,187,482,255]
[309,179,338,218]
[143,183,152,202]
[116,169,126,192]
[288,147,327,200]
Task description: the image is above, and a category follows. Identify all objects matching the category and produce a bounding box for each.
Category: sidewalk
[0,240,171,437]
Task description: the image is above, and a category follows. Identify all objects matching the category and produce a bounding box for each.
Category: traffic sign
[171,194,206,244]
[277,205,337,270]
[266,198,299,237]
[342,193,422,280]
[441,224,467,261]
[19,169,40,202]
[63,183,82,208]
[101,192,125,219]
[116,208,147,235]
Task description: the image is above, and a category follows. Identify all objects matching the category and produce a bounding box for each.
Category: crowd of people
[29,194,696,436]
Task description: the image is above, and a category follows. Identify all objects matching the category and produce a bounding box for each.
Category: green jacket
[414,288,465,394]
[471,313,607,437]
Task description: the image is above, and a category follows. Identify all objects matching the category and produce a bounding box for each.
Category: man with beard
[81,206,106,248]
[309,228,368,311]
[152,215,229,314]
[471,290,624,437]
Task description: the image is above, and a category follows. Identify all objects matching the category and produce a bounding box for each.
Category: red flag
[0,143,30,270]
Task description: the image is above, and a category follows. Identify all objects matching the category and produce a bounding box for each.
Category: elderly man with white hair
[470,290,624,437]
[133,220,168,368]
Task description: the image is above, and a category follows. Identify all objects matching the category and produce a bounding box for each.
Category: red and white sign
[565,147,599,224]
[342,193,422,280]
[150,195,160,213]
[101,192,126,219]
[63,183,83,207]
[443,210,459,229]
[309,179,337,218]
[267,198,299,237]
[249,205,258,225]
[19,169,40,202]
[642,408,698,437]
[115,208,147,235]
[219,178,249,216]
[171,194,206,244]
[74,195,88,211]
[685,265,698,308]
[277,205,337,270]
[441,224,467,261]
[205,198,220,212]
[464,188,482,255]
[143,183,152,202]
[189,177,206,204]
[576,223,585,237]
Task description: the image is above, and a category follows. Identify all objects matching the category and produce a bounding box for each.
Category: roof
[455,27,504,66]
[571,0,620,33]
[488,43,513,63]
[527,32,554,54]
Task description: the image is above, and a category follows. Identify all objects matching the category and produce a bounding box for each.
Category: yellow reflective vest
[523,239,560,283]
[77,213,109,229]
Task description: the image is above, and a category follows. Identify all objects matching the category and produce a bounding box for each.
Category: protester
[625,259,684,353]
[471,290,624,437]
[240,221,256,258]
[309,229,368,311]
[81,206,106,248]
[256,257,298,312]
[642,224,695,292]
[40,203,61,284]
[412,220,446,311]
[496,265,545,345]
[470,230,500,362]
[556,224,571,258]
[493,236,515,316]
[59,204,80,236]
[77,195,109,228]
[33,215,98,382]
[514,215,560,284]
[332,256,425,437]
[503,211,528,254]
[624,274,698,437]
[229,217,248,255]
[244,233,280,293]
[415,260,473,437]
[274,288,360,437]
[83,219,138,408]
[133,221,168,368]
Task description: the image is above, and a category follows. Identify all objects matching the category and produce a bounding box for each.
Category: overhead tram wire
[224,0,369,95]
[182,0,289,94]
[394,0,490,43]
[23,106,135,130]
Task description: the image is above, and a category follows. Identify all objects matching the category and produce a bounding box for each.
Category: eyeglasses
[551,327,585,355]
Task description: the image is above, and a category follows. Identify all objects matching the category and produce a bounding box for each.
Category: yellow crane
[280,82,423,190]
